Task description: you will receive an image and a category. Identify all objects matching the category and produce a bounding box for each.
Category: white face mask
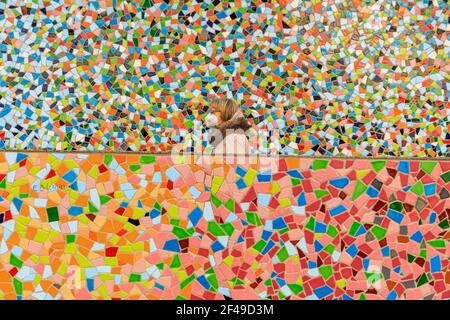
[205,113,219,128]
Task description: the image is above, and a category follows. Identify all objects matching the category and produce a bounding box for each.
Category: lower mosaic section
[0,153,449,300]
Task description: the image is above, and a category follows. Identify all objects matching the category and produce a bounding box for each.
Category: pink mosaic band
[0,153,448,300]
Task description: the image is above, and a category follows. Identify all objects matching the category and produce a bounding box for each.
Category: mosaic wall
[0,0,449,301]
[0,153,448,300]
[0,0,449,155]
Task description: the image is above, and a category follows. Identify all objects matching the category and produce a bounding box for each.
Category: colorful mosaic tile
[0,1,449,155]
[0,153,448,300]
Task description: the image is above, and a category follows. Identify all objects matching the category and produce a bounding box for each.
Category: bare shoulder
[225,132,249,142]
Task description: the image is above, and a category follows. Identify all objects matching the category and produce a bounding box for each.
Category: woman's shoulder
[224,131,249,142]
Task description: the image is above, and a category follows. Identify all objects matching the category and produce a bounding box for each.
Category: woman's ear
[215,111,224,125]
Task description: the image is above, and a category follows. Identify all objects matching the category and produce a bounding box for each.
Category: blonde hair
[210,98,239,122]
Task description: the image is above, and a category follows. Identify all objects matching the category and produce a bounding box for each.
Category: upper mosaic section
[0,0,448,155]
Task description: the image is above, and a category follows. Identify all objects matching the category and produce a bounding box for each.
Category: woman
[204,97,251,157]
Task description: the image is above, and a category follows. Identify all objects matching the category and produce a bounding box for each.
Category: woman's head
[205,98,239,127]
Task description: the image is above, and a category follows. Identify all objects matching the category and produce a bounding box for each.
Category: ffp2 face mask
[205,113,219,127]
